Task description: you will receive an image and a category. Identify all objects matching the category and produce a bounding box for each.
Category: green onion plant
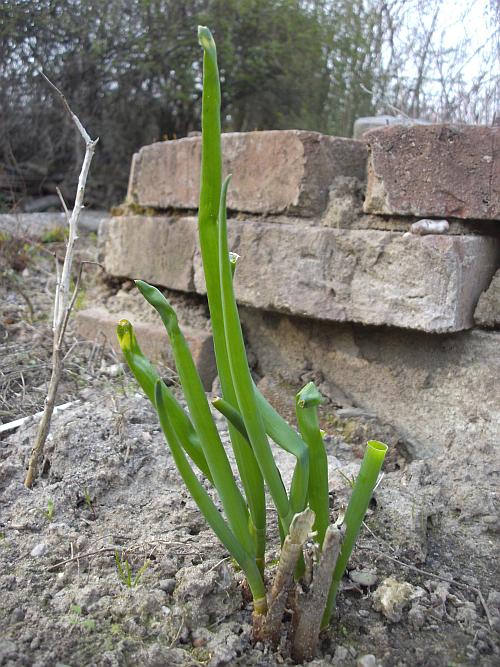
[117,25,387,639]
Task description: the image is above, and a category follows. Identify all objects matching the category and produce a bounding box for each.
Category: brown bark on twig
[24,74,98,488]
[24,347,63,488]
[291,526,343,663]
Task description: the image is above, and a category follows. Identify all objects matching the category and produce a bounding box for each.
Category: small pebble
[356,655,377,667]
[350,569,377,587]
[372,577,416,622]
[101,363,124,378]
[408,604,426,630]
[30,542,47,557]
[159,578,176,595]
[10,607,25,623]
[333,646,349,663]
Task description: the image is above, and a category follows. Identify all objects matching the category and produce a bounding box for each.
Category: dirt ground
[1,228,499,667]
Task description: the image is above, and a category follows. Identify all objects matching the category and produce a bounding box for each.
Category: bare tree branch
[24,75,98,489]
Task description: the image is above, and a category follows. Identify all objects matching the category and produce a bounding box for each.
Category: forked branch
[24,74,98,488]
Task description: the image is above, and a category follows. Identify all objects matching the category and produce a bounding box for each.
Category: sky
[405,0,498,84]
[391,0,498,120]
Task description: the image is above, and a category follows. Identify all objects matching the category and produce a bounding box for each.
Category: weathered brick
[101,216,197,292]
[75,307,216,390]
[241,309,500,458]
[475,269,500,328]
[128,131,367,217]
[363,124,500,221]
[103,215,499,333]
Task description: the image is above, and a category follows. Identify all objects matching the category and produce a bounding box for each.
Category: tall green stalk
[134,280,255,558]
[197,26,266,573]
[218,175,294,533]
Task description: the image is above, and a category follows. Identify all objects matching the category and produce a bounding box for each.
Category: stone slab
[100,216,197,292]
[102,215,499,333]
[363,124,500,221]
[128,131,367,217]
[475,269,500,328]
[321,178,499,236]
[240,308,500,459]
[75,307,216,390]
[0,211,107,238]
[193,219,499,332]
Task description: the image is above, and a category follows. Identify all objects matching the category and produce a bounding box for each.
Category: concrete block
[240,308,500,458]
[103,216,499,333]
[101,216,197,292]
[475,269,500,328]
[128,131,367,217]
[364,124,500,221]
[75,307,216,390]
[196,219,499,333]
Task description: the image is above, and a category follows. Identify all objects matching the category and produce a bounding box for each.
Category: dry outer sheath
[292,526,342,662]
[263,509,315,645]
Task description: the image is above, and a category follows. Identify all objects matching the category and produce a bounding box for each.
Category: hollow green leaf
[155,380,266,607]
[322,440,388,627]
[116,319,212,482]
[134,281,254,558]
[296,382,329,545]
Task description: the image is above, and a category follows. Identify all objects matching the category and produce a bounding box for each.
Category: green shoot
[218,175,293,533]
[116,25,388,636]
[197,26,266,573]
[296,383,329,545]
[115,550,150,588]
[45,498,55,522]
[84,487,96,518]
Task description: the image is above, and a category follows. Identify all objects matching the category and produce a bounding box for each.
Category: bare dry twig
[24,73,98,488]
